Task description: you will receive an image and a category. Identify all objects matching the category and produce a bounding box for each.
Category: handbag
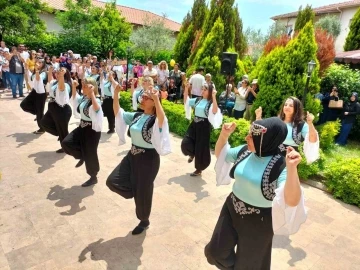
[329,99,343,109]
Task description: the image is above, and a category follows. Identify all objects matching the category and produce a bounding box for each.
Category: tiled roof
[271,0,360,20]
[42,0,181,32]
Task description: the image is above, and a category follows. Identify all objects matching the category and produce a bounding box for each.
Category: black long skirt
[20,89,47,130]
[181,118,211,171]
[40,101,72,145]
[106,145,160,222]
[101,97,115,131]
[61,122,101,178]
[205,193,273,270]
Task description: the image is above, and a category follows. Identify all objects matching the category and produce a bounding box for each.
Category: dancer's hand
[306,111,315,123]
[221,122,236,137]
[286,146,302,167]
[255,107,262,120]
[212,89,217,99]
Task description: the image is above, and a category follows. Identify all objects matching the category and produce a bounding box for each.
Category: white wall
[336,7,358,52]
[39,13,63,33]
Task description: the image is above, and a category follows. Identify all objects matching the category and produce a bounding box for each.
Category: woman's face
[201,86,209,99]
[283,99,295,117]
[245,132,256,153]
[351,95,356,102]
[86,61,91,68]
[51,56,56,62]
[35,60,44,71]
[82,83,93,96]
[91,66,98,74]
[174,64,178,71]
[140,92,155,111]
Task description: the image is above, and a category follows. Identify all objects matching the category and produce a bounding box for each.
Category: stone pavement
[0,93,360,270]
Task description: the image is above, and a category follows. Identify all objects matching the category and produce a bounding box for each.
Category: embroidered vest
[229,145,286,201]
[51,81,72,99]
[77,97,92,118]
[194,97,212,117]
[291,122,305,145]
[127,112,156,144]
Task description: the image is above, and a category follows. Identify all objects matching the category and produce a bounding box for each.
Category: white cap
[4,48,9,53]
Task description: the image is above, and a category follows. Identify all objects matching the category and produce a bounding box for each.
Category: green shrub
[324,158,360,207]
[297,143,325,180]
[316,120,341,150]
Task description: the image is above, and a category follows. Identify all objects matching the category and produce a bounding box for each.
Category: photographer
[219,84,236,116]
[318,86,340,125]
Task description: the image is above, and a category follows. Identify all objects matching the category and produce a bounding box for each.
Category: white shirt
[157,69,169,84]
[189,73,205,96]
[51,62,59,70]
[113,65,124,80]
[20,51,30,62]
[234,87,247,111]
[144,68,157,77]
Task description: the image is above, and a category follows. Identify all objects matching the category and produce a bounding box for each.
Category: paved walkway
[0,93,360,270]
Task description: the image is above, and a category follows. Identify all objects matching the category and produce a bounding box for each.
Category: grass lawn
[325,140,360,162]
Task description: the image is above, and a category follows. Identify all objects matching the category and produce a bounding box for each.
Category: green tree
[252,22,320,118]
[191,0,207,31]
[244,27,267,63]
[173,24,194,68]
[0,0,48,39]
[344,8,360,51]
[294,5,315,31]
[88,2,131,58]
[130,15,176,61]
[315,15,341,38]
[268,20,288,38]
[233,5,247,58]
[56,0,94,35]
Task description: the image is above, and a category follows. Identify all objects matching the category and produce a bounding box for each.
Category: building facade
[271,0,360,52]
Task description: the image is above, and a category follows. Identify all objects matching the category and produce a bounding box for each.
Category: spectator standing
[188,67,205,98]
[0,48,10,92]
[7,46,25,98]
[244,79,259,122]
[143,61,158,83]
[233,79,249,119]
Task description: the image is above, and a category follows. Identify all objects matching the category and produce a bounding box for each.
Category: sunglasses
[141,95,153,101]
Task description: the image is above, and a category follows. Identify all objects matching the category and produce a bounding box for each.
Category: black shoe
[188,156,194,163]
[33,129,45,134]
[75,159,84,168]
[190,170,202,177]
[19,95,24,97]
[107,129,115,134]
[13,96,17,99]
[81,177,98,187]
[132,220,150,235]
[56,148,65,153]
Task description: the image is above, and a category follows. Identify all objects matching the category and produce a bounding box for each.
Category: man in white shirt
[18,44,29,62]
[189,66,205,98]
[143,61,158,83]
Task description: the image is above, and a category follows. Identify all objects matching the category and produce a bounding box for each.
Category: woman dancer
[61,77,103,187]
[205,118,306,269]
[181,82,222,176]
[20,58,47,134]
[41,66,72,153]
[255,96,319,163]
[106,81,171,235]
[100,70,119,134]
[130,76,154,112]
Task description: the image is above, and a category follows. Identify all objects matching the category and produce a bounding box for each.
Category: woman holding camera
[181,82,222,176]
[40,66,72,153]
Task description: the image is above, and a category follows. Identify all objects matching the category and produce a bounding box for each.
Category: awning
[335,50,360,64]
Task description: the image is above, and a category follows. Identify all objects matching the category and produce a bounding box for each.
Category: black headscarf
[350,92,358,103]
[251,117,288,157]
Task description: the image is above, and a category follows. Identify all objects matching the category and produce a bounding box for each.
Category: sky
[110,0,347,33]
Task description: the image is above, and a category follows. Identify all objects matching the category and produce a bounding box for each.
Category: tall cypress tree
[233,5,247,58]
[344,8,360,51]
[294,5,315,31]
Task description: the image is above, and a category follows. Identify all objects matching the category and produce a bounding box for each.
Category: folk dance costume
[132,87,145,112]
[62,94,103,187]
[100,76,115,133]
[205,118,307,270]
[278,122,319,164]
[41,80,72,152]
[20,71,47,134]
[106,93,171,235]
[181,96,222,175]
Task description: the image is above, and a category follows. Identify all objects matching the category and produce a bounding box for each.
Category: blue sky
[109,0,345,32]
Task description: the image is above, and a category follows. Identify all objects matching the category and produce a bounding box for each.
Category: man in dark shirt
[244,79,259,122]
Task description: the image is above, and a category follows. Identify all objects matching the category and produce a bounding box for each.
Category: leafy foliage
[316,120,341,150]
[315,15,341,38]
[173,24,194,68]
[315,28,335,76]
[244,27,267,63]
[233,5,247,58]
[344,7,360,51]
[263,34,290,55]
[267,21,288,38]
[130,15,175,61]
[294,5,315,31]
[324,158,360,207]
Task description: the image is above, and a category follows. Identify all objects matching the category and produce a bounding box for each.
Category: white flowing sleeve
[151,117,171,156]
[111,84,115,99]
[33,76,45,94]
[208,104,223,129]
[272,186,307,235]
[184,97,191,120]
[100,77,105,98]
[132,90,138,111]
[115,109,127,145]
[55,85,70,107]
[215,143,233,186]
[89,104,103,132]
[303,133,320,164]
[70,94,81,119]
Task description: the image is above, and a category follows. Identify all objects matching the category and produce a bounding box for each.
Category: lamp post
[302,60,316,107]
[126,46,130,90]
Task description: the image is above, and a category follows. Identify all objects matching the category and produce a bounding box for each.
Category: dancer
[130,76,154,112]
[61,77,103,187]
[255,96,319,164]
[205,118,306,269]
[20,58,47,134]
[181,82,222,176]
[100,70,119,134]
[106,81,171,235]
[40,66,72,153]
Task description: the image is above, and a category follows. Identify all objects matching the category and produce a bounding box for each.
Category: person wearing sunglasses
[182,82,222,176]
[62,76,103,187]
[40,66,72,153]
[106,77,171,235]
[130,76,153,112]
